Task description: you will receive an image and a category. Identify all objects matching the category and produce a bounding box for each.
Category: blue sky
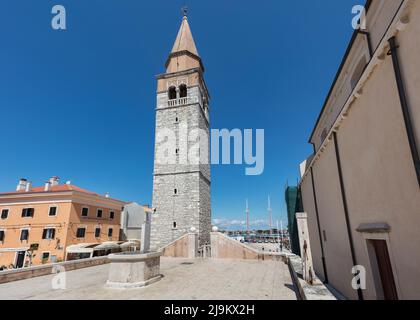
[0,0,360,230]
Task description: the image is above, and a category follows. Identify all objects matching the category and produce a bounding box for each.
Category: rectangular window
[174,189,178,195]
[20,229,29,241]
[1,209,9,219]
[42,228,56,240]
[81,207,89,217]
[108,228,113,237]
[49,206,57,216]
[95,227,101,238]
[41,252,50,263]
[76,228,86,238]
[110,211,115,220]
[21,208,34,218]
[0,230,5,242]
[97,209,103,218]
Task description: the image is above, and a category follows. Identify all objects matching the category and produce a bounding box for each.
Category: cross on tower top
[182,6,188,18]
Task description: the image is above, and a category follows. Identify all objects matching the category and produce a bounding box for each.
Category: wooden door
[371,240,398,300]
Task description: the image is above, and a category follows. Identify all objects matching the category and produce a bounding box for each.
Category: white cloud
[212,218,270,230]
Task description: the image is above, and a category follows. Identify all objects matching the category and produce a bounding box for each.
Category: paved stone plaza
[0,258,296,300]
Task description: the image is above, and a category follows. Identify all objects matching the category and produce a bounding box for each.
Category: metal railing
[198,244,211,259]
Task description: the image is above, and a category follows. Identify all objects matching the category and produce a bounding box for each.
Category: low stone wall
[160,234,189,258]
[210,232,287,262]
[287,255,338,300]
[0,256,109,285]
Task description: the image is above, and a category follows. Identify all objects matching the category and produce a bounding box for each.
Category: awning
[93,241,120,251]
[119,241,139,249]
[0,247,30,253]
[66,243,99,254]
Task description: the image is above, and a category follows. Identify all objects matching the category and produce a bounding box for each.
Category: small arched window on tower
[168,86,177,100]
[179,84,187,98]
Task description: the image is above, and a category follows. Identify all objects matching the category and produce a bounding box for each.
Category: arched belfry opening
[168,86,177,100]
[179,84,187,98]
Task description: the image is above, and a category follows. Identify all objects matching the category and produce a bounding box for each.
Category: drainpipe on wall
[333,132,364,301]
[310,167,329,284]
[388,36,420,187]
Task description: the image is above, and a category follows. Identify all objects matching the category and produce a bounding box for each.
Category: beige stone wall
[0,256,109,285]
[210,233,285,261]
[166,55,201,74]
[398,1,420,152]
[161,234,189,258]
[312,142,358,299]
[157,72,201,93]
[311,0,406,151]
[368,0,404,50]
[300,175,325,281]
[336,40,420,299]
[301,0,420,300]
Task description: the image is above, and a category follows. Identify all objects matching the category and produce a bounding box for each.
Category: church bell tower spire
[150,12,211,250]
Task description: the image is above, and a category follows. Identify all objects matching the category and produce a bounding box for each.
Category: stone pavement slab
[0,257,297,300]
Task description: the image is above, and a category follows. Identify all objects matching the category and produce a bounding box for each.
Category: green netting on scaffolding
[285,186,302,256]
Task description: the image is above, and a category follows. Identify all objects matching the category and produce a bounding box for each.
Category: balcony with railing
[168,97,189,107]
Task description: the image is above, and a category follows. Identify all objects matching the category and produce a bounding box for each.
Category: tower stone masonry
[150,15,211,251]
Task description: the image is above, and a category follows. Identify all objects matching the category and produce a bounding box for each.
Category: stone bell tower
[150,13,211,250]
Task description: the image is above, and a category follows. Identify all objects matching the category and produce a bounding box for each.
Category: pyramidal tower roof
[165,14,204,73]
[171,16,199,56]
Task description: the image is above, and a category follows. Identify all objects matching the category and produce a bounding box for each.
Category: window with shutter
[1,209,9,219]
[20,229,29,241]
[76,228,86,238]
[22,208,34,218]
[49,207,57,216]
[43,228,55,240]
[81,207,89,217]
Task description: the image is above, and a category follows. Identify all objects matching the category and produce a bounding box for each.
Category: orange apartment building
[0,177,126,268]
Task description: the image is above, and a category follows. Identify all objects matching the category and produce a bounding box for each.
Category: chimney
[25,181,32,192]
[16,179,28,192]
[49,176,60,186]
[44,182,51,192]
